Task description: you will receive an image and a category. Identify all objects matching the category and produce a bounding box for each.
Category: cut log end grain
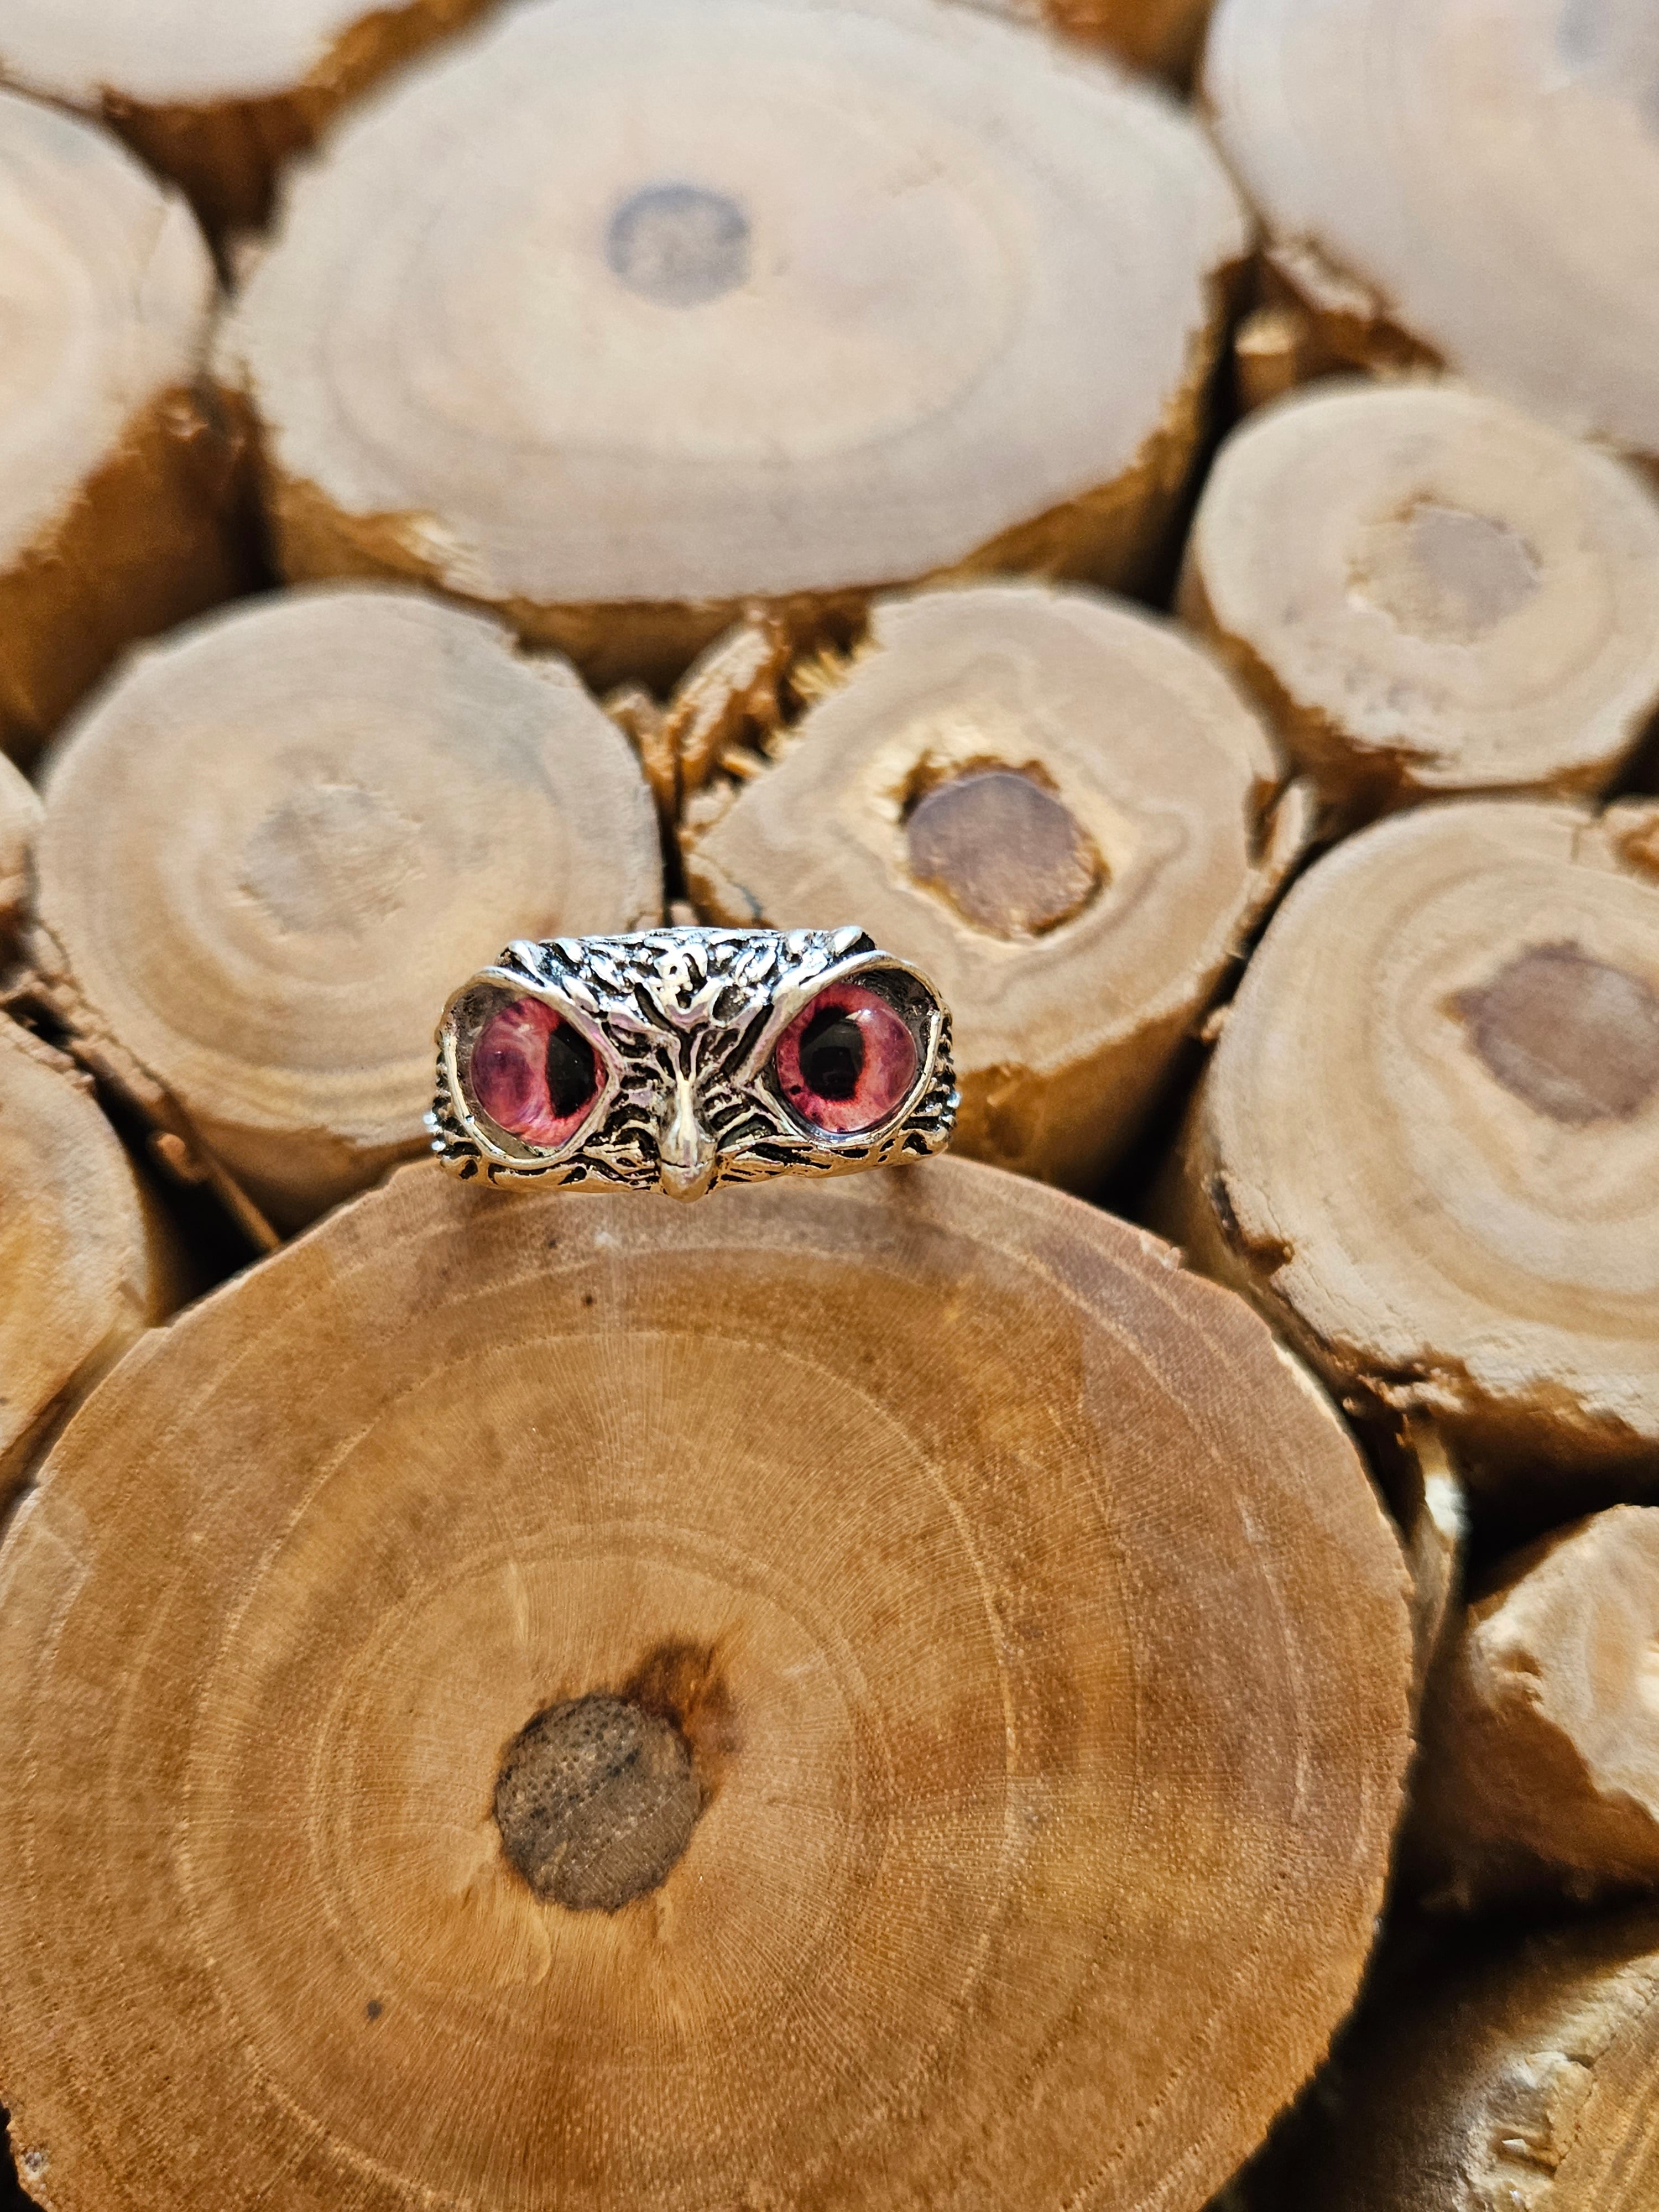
[1204,0,1659,462]
[685,581,1304,1191]
[217,0,1248,692]
[0,1158,1412,2212]
[1161,797,1659,1496]
[1409,1506,1659,1909]
[1288,1906,1659,2212]
[0,91,246,764]
[0,0,498,236]
[27,587,661,1232]
[1181,382,1659,825]
[0,1019,181,1501]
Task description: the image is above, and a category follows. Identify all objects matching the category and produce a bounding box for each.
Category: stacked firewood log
[0,3,1654,2208]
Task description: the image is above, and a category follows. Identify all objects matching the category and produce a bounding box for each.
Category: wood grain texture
[27,587,661,1230]
[685,582,1306,1191]
[1410,1506,1659,1908]
[216,0,1249,691]
[0,1157,1412,2212]
[0,1018,181,1501]
[1287,1906,1659,2211]
[1181,381,1659,826]
[1161,799,1659,1495]
[0,90,244,763]
[0,0,497,235]
[1203,0,1659,461]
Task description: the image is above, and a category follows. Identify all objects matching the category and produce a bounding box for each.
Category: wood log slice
[0,1017,181,1500]
[1287,1905,1659,2212]
[27,586,661,1233]
[0,89,244,764]
[1180,381,1659,827]
[1161,797,1659,1496]
[1409,1505,1659,1909]
[1203,0,1659,460]
[0,1156,1412,2212]
[0,753,38,945]
[684,582,1307,1192]
[215,0,1250,694]
[0,0,497,237]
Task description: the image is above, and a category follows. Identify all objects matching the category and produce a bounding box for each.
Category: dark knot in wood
[494,1692,702,1912]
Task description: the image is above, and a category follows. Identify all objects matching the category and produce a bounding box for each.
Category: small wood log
[1180,381,1659,827]
[216,0,1249,694]
[1409,1506,1659,1910]
[27,586,661,1233]
[685,582,1308,1191]
[1160,797,1659,1495]
[0,754,39,946]
[0,1157,1412,2212]
[0,1018,181,1500]
[0,0,497,238]
[1204,0,1659,462]
[1287,1905,1659,2212]
[0,90,245,765]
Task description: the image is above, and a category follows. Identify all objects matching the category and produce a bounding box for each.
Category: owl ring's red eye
[469,995,599,1147]
[773,983,920,1135]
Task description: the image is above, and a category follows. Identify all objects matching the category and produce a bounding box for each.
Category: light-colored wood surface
[0,0,497,235]
[0,1016,180,1500]
[1182,380,1659,825]
[685,582,1307,1191]
[1161,797,1659,1494]
[216,0,1249,692]
[0,88,243,764]
[1204,0,1659,461]
[0,1156,1412,2212]
[1288,1906,1659,2211]
[1410,1506,1659,1908]
[28,587,661,1232]
[0,750,39,943]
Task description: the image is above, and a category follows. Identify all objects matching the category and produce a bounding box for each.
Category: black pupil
[799,1007,864,1100]
[546,1021,598,1119]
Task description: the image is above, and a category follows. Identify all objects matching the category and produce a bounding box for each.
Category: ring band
[430,926,957,1200]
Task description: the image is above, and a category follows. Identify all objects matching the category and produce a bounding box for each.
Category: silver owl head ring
[429,927,958,1200]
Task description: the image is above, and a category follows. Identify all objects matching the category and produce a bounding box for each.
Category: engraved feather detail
[430,926,957,1197]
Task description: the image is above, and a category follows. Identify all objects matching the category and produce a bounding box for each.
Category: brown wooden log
[0,1156,1412,2212]
[1180,381,1659,828]
[215,0,1249,693]
[1203,0,1659,463]
[1286,1904,1659,2212]
[27,586,661,1233]
[0,1017,181,1500]
[1409,1506,1659,1910]
[0,0,497,238]
[684,582,1308,1192]
[0,90,245,765]
[1160,797,1659,1497]
[0,754,39,947]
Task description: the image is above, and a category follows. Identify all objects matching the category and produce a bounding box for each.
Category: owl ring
[428,926,958,1200]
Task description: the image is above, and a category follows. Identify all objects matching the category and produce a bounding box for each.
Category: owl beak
[658,1072,717,1201]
